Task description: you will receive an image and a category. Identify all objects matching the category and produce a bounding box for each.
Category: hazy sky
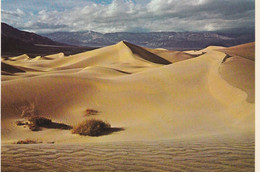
[1,0,255,33]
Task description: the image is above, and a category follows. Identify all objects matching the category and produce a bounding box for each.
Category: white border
[256,0,259,171]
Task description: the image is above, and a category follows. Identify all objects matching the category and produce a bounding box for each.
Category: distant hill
[42,30,255,50]
[1,23,95,57]
[1,22,62,46]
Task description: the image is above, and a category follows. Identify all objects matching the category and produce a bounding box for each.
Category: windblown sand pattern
[2,135,254,172]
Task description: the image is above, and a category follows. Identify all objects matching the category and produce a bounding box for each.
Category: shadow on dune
[93,127,125,137]
[221,53,232,63]
[40,122,73,130]
[123,41,171,65]
[113,69,132,74]
[24,116,73,131]
[1,62,25,74]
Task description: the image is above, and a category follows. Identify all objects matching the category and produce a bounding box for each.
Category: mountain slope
[1,23,96,57]
[2,23,61,45]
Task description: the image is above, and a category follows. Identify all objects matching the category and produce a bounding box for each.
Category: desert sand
[1,41,255,171]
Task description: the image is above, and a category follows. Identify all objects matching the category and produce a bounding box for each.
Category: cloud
[1,8,27,27]
[2,8,25,17]
[1,0,255,33]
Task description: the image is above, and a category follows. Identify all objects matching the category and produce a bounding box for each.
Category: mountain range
[1,22,255,56]
[42,30,255,50]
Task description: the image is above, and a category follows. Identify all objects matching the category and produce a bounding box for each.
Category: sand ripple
[2,136,254,172]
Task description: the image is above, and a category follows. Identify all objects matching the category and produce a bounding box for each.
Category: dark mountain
[1,23,96,57]
[42,30,255,50]
[1,22,62,45]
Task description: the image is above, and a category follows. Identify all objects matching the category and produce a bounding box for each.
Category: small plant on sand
[20,102,38,118]
[85,109,99,116]
[72,119,111,136]
[16,139,42,144]
[15,102,41,131]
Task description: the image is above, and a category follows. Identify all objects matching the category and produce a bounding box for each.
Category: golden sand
[1,41,255,171]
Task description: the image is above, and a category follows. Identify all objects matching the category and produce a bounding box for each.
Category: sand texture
[1,134,254,172]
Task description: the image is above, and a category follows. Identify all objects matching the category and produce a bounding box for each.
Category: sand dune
[1,41,167,74]
[8,54,30,61]
[1,41,254,144]
[122,41,171,64]
[219,42,255,61]
[30,56,43,61]
[1,61,25,74]
[146,47,196,63]
[1,41,255,171]
[44,52,64,59]
[219,56,254,103]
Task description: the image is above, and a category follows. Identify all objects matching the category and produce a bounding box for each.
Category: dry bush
[16,139,42,144]
[20,102,38,118]
[16,103,41,131]
[16,102,72,131]
[85,109,99,116]
[72,119,111,136]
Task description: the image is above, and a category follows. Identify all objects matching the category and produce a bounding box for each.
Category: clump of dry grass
[85,109,99,116]
[72,119,111,136]
[16,139,42,144]
[20,102,38,118]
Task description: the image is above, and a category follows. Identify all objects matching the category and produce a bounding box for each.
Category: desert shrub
[16,103,72,131]
[20,102,38,118]
[72,119,111,136]
[16,139,42,144]
[85,109,99,116]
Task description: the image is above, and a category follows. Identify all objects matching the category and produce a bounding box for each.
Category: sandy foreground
[1,41,255,171]
[1,134,254,171]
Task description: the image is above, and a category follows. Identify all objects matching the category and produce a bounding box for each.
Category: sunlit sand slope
[219,56,254,103]
[219,42,255,61]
